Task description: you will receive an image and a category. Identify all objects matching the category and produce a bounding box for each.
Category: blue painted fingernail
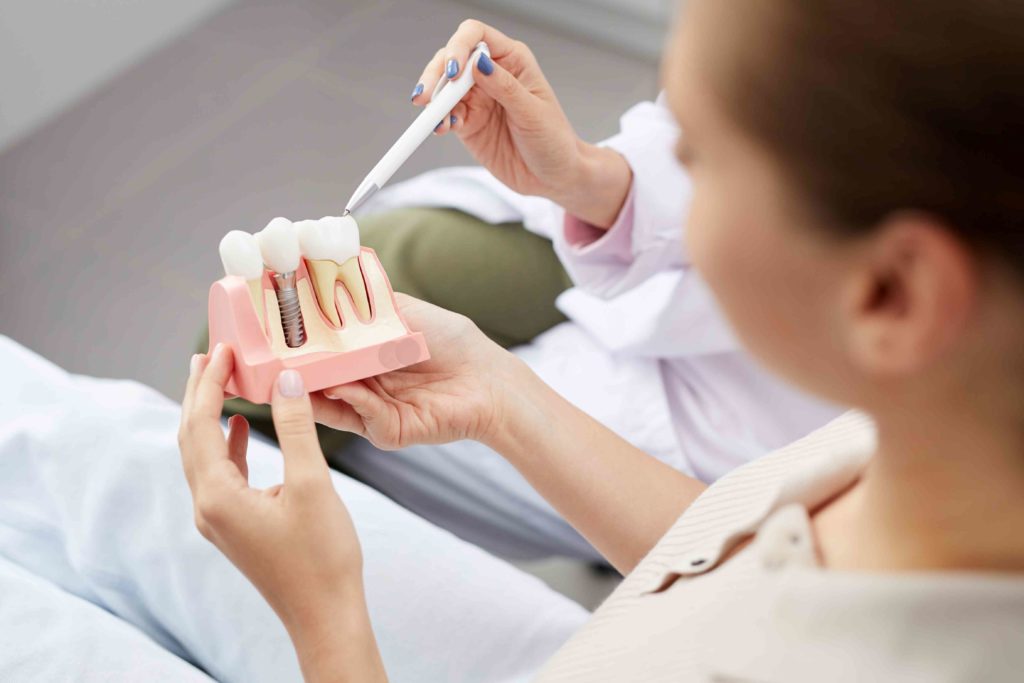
[446,58,459,78]
[477,52,493,76]
[410,82,423,100]
[450,114,457,126]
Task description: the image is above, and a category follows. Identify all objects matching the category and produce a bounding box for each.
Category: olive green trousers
[200,208,573,455]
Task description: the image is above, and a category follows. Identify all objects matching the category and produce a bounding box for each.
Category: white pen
[343,41,490,215]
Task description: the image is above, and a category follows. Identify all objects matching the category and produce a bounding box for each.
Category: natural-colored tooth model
[207,214,431,404]
[218,230,266,329]
[296,215,372,325]
[256,217,306,348]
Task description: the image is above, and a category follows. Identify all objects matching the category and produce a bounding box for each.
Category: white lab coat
[362,94,843,484]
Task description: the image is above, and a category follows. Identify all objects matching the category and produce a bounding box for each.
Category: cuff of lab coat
[561,183,637,260]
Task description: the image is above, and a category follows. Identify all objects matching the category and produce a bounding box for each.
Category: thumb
[271,370,330,486]
[472,52,537,123]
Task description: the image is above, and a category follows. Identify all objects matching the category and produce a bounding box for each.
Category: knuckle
[453,312,477,336]
[512,40,536,63]
[498,73,518,97]
[290,473,322,495]
[459,18,482,34]
[178,418,198,442]
[196,497,227,527]
[194,511,213,540]
[274,408,311,436]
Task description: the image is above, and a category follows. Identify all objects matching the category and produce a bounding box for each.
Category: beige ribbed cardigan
[534,412,1024,682]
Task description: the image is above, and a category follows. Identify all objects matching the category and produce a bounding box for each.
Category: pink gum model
[208,247,429,404]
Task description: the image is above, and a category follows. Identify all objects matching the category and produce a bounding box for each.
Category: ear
[842,214,978,378]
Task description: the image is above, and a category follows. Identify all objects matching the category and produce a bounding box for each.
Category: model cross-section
[209,215,430,404]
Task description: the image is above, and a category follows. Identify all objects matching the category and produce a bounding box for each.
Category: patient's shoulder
[622,412,875,592]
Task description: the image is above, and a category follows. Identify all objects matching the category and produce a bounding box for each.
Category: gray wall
[467,0,674,60]
[0,0,233,152]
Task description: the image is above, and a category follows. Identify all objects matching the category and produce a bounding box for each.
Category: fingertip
[211,343,233,368]
[321,384,345,400]
[196,345,234,394]
[277,369,306,399]
[476,51,494,76]
[445,57,459,79]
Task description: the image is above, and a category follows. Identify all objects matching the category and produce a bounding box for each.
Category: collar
[645,412,1024,681]
[643,418,875,593]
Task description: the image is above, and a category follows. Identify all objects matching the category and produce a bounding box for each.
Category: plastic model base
[208,247,429,404]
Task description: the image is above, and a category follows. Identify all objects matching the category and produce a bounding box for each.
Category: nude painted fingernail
[278,369,305,398]
[190,354,202,376]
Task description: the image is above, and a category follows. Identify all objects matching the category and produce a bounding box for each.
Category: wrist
[553,142,633,229]
[479,352,556,466]
[285,583,386,683]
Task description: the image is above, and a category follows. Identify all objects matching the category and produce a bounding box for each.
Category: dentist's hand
[413,19,632,228]
[312,294,517,450]
[179,346,387,682]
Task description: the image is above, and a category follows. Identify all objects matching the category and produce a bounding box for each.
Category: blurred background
[0,0,666,607]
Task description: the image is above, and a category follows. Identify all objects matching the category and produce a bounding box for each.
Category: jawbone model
[208,215,430,404]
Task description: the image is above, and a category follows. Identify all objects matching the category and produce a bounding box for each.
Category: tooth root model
[218,229,266,329]
[296,215,371,325]
[207,215,431,405]
[256,217,306,348]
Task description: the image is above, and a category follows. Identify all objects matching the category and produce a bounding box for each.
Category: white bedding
[0,335,587,682]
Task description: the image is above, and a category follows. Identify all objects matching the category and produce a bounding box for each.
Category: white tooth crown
[219,230,264,280]
[256,217,300,273]
[297,215,360,264]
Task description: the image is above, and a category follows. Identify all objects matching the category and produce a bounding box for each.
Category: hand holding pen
[412,20,632,229]
[347,20,632,229]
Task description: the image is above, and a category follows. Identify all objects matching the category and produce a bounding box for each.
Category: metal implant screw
[271,271,306,348]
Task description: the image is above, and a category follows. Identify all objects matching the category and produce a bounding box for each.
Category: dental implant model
[296,215,370,325]
[207,213,429,404]
[256,217,306,348]
[218,229,267,330]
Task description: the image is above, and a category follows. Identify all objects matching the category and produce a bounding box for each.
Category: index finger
[441,19,517,83]
[182,353,206,416]
[179,353,207,485]
[192,344,235,424]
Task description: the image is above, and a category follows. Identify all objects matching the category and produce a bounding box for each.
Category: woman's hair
[716,1,1023,274]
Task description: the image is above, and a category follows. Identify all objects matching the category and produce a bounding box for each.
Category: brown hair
[716,1,1024,272]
